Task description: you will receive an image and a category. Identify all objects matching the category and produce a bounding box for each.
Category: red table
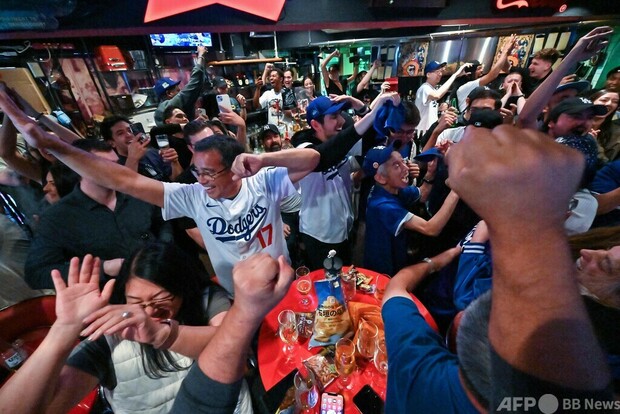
[257,267,438,413]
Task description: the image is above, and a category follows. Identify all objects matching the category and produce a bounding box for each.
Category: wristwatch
[422,178,435,185]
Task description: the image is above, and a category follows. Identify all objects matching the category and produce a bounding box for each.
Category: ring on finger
[121,311,133,319]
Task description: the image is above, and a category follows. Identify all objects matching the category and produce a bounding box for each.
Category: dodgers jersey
[162,167,295,296]
[297,155,359,244]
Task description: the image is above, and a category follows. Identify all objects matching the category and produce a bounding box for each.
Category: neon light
[144,0,285,23]
[495,0,530,9]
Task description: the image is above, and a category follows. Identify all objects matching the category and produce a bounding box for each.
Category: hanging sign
[144,0,285,23]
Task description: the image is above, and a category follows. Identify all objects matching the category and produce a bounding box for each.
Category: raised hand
[51,255,115,329]
[445,125,584,233]
[232,253,294,322]
[567,26,613,63]
[231,153,263,180]
[80,304,167,344]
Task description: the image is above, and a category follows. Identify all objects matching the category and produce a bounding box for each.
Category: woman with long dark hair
[36,242,253,413]
[588,88,620,163]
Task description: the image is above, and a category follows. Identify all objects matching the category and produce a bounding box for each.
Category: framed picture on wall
[398,41,429,77]
[493,34,534,68]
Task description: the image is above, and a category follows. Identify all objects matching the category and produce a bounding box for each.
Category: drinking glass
[373,274,386,302]
[341,271,356,302]
[277,310,298,359]
[373,337,388,397]
[335,338,356,390]
[357,320,379,361]
[294,368,319,413]
[295,266,312,308]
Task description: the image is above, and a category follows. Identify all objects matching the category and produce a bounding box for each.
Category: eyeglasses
[132,293,175,310]
[190,165,229,180]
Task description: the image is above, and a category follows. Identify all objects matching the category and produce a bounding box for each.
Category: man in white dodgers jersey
[0,87,320,296]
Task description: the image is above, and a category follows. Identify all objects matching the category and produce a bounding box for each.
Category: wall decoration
[493,34,534,68]
[398,41,429,77]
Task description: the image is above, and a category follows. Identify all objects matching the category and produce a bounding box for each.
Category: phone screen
[130,122,145,136]
[353,385,384,414]
[320,392,343,414]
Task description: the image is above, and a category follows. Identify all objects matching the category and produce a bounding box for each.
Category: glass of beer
[335,338,356,390]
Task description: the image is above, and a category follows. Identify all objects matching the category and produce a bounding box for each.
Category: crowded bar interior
[0,0,619,413]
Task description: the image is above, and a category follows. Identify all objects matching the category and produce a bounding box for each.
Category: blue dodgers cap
[414,147,443,162]
[154,77,181,98]
[362,140,402,177]
[424,61,446,75]
[373,100,405,138]
[306,96,351,124]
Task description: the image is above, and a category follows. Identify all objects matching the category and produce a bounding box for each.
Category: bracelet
[422,178,435,184]
[354,104,369,116]
[154,319,179,350]
[422,257,437,273]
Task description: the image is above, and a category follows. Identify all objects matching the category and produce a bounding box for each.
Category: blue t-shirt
[364,185,419,275]
[382,296,478,414]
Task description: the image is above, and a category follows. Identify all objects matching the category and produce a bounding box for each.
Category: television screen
[150,33,212,47]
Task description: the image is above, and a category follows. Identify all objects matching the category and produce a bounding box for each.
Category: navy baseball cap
[464,60,481,75]
[554,80,590,95]
[154,77,181,98]
[424,61,446,75]
[548,97,607,122]
[213,76,228,89]
[259,124,280,140]
[306,96,351,124]
[362,140,402,177]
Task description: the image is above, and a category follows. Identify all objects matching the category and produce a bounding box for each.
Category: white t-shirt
[162,167,295,295]
[437,126,466,146]
[456,80,480,112]
[259,89,294,131]
[297,154,360,244]
[415,82,440,132]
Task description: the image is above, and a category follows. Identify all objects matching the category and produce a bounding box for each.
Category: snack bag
[303,353,338,390]
[309,278,352,348]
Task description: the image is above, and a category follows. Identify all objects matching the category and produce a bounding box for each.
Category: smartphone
[320,392,343,414]
[216,94,232,112]
[353,385,384,414]
[196,108,207,117]
[130,122,145,136]
[261,369,298,413]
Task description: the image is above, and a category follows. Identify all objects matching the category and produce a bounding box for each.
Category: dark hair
[99,115,130,141]
[587,89,618,147]
[162,105,183,122]
[72,139,114,153]
[114,242,212,378]
[532,48,560,65]
[270,68,284,79]
[467,88,502,111]
[183,119,213,145]
[193,134,244,168]
[48,161,79,197]
[402,100,421,127]
[606,66,620,79]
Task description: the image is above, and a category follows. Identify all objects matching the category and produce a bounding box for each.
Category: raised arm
[404,190,459,236]
[170,254,293,413]
[0,255,115,414]
[427,62,471,101]
[231,147,320,184]
[0,114,44,184]
[0,87,164,207]
[357,60,380,94]
[446,125,610,392]
[518,26,613,129]
[346,62,359,84]
[478,35,516,87]
[321,50,339,89]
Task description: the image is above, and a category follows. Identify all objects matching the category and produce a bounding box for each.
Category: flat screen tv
[149,33,213,48]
